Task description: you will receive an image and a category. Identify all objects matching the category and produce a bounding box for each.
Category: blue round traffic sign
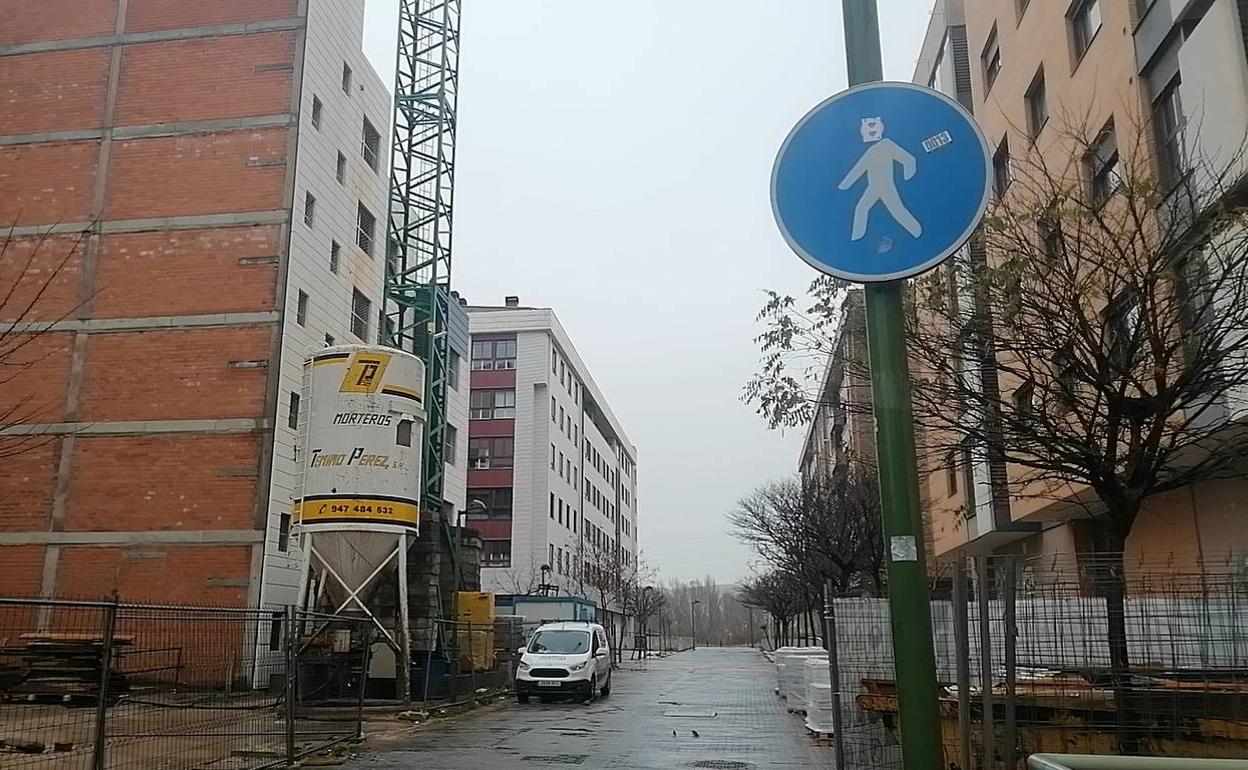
[771,82,992,283]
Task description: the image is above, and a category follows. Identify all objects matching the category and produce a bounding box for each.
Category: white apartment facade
[465,299,639,603]
[258,0,392,609]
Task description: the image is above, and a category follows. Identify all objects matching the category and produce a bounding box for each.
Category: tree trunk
[1091,524,1139,754]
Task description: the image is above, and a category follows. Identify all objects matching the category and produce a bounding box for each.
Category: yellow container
[456,592,496,671]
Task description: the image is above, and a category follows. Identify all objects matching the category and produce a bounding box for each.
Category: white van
[515,621,612,704]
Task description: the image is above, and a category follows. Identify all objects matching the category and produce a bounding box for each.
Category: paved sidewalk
[345,647,832,770]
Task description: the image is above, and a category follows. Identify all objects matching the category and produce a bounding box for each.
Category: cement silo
[294,344,425,699]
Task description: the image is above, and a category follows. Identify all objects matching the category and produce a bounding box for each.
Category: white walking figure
[837,117,923,241]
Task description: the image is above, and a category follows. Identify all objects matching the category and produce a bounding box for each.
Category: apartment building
[0,0,391,608]
[799,290,873,486]
[913,0,1248,562]
[463,297,639,602]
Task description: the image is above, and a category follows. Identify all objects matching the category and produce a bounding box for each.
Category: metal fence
[0,598,369,770]
[812,552,1248,770]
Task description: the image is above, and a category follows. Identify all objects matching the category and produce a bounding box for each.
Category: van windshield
[528,630,591,655]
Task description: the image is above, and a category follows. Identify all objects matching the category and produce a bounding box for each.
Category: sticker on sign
[922,131,953,153]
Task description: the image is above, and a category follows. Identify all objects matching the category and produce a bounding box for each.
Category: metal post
[396,534,412,703]
[823,582,847,770]
[976,556,996,770]
[92,598,118,770]
[1003,557,1018,770]
[839,5,942,767]
[749,607,756,649]
[356,627,371,740]
[954,558,973,770]
[284,605,297,765]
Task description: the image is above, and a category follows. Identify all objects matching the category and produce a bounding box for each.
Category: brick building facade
[0,0,391,608]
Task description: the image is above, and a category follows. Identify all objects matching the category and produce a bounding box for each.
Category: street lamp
[691,599,701,651]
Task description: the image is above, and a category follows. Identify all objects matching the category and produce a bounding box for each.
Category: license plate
[538,681,561,688]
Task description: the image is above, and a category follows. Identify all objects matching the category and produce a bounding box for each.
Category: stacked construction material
[774,647,827,702]
[800,655,831,712]
[803,656,835,734]
[0,633,130,705]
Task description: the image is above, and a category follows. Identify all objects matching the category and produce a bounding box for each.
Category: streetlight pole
[691,599,701,651]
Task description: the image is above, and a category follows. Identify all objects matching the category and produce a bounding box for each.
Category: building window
[559,452,565,479]
[278,512,291,552]
[336,151,347,184]
[482,539,511,567]
[356,203,376,256]
[469,437,514,469]
[1025,68,1047,138]
[992,137,1011,197]
[469,389,516,419]
[303,192,316,227]
[330,240,341,274]
[351,289,371,340]
[552,350,558,374]
[444,424,458,465]
[1071,0,1102,60]
[296,290,308,326]
[396,419,413,447]
[448,351,461,391]
[981,26,1001,92]
[468,488,512,518]
[311,96,323,129]
[550,443,556,469]
[362,117,381,172]
[1086,122,1120,205]
[550,493,555,519]
[551,396,557,422]
[1153,75,1185,189]
[471,337,517,370]
[342,62,353,94]
[324,333,335,347]
[288,392,300,430]
[558,499,564,525]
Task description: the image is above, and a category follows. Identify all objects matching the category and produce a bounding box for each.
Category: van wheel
[517,693,529,704]
[584,676,597,704]
[600,679,611,697]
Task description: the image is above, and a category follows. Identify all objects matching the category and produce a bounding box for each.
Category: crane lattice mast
[386,0,461,514]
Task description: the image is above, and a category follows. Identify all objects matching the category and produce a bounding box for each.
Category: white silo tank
[294,344,425,613]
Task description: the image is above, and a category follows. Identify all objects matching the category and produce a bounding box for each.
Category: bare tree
[739,571,806,648]
[0,225,89,458]
[729,473,884,598]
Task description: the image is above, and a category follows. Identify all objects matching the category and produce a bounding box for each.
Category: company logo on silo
[340,353,391,393]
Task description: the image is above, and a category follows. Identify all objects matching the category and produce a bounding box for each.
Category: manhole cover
[521,756,589,765]
[687,762,755,770]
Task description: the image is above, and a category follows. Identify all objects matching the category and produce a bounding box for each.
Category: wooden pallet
[805,724,835,745]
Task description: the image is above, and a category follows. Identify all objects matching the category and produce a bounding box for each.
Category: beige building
[912,0,1248,564]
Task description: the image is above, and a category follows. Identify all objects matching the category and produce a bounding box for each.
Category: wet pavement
[346,647,833,770]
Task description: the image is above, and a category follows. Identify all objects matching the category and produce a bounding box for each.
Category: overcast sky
[361,1,931,582]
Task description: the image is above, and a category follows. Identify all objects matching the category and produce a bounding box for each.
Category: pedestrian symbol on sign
[837,117,921,241]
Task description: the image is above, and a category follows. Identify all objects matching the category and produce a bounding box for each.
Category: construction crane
[385,0,461,517]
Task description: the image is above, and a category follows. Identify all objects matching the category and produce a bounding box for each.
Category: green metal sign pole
[843,1,944,768]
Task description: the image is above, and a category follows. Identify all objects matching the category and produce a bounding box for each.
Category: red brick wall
[94,227,281,317]
[0,545,46,598]
[0,234,87,322]
[0,49,109,135]
[0,0,119,45]
[0,142,100,225]
[116,33,296,125]
[125,0,299,33]
[65,434,262,532]
[0,333,73,424]
[105,129,289,220]
[0,0,305,608]
[0,441,60,533]
[78,326,273,422]
[55,546,252,605]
